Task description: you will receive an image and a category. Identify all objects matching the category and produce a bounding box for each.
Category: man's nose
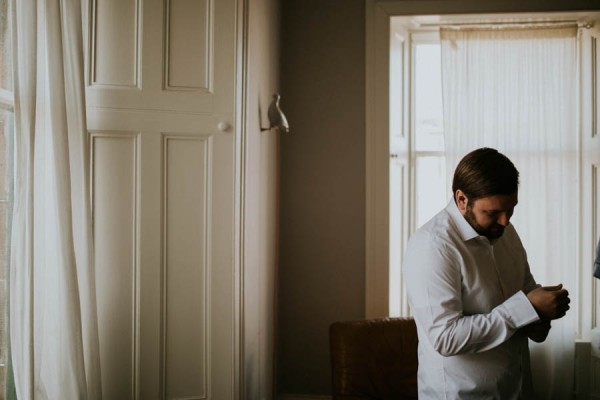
[497,213,510,227]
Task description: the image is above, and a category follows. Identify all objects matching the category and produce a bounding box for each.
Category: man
[403,147,570,399]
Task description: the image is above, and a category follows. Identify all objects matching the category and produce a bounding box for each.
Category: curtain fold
[10,0,101,398]
[441,26,578,400]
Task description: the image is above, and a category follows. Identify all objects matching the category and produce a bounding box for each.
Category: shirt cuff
[502,290,540,328]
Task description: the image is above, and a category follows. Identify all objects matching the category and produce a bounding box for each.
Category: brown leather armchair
[329,318,418,400]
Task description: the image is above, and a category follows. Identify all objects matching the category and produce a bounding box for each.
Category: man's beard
[464,205,506,240]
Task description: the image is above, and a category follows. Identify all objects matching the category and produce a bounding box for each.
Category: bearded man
[403,147,570,399]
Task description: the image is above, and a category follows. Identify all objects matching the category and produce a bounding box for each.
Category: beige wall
[278,0,367,395]
[243,0,280,398]
[277,0,600,396]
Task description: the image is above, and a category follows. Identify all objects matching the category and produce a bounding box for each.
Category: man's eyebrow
[484,209,501,214]
[484,203,518,213]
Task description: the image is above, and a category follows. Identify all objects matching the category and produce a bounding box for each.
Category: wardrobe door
[86,0,239,398]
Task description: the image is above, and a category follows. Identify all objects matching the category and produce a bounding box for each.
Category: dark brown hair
[452,148,519,201]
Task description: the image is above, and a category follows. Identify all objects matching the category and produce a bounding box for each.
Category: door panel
[165,0,211,90]
[92,133,140,400]
[90,0,140,87]
[163,135,210,399]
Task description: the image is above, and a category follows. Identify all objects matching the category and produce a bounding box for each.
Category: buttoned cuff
[503,290,540,328]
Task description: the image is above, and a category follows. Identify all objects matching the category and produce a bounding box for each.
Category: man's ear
[455,190,469,212]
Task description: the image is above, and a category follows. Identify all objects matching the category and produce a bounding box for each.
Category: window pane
[415,156,447,228]
[414,44,443,151]
[0,0,11,91]
[389,156,404,317]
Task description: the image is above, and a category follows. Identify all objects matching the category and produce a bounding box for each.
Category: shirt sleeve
[403,236,539,357]
[511,226,539,293]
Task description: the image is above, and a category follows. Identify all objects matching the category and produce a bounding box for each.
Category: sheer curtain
[10,0,101,398]
[441,26,578,400]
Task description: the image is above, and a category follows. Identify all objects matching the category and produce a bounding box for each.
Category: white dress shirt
[403,200,540,400]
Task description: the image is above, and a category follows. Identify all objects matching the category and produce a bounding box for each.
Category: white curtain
[441,26,578,400]
[10,0,101,398]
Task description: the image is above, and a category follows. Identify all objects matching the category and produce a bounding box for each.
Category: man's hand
[526,284,570,320]
[521,319,551,343]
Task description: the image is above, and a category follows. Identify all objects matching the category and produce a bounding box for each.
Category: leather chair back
[329,318,418,400]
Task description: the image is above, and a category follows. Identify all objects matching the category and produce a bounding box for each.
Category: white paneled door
[85,0,239,398]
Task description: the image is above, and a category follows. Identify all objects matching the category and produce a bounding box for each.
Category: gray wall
[277,0,367,395]
[277,0,600,396]
[243,0,280,398]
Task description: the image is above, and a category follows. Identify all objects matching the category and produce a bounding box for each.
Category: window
[367,6,600,398]
[389,31,448,316]
[382,14,598,321]
[0,0,13,396]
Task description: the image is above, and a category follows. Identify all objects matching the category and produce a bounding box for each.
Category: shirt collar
[445,199,480,242]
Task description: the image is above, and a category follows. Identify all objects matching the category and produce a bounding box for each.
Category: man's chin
[485,229,505,240]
